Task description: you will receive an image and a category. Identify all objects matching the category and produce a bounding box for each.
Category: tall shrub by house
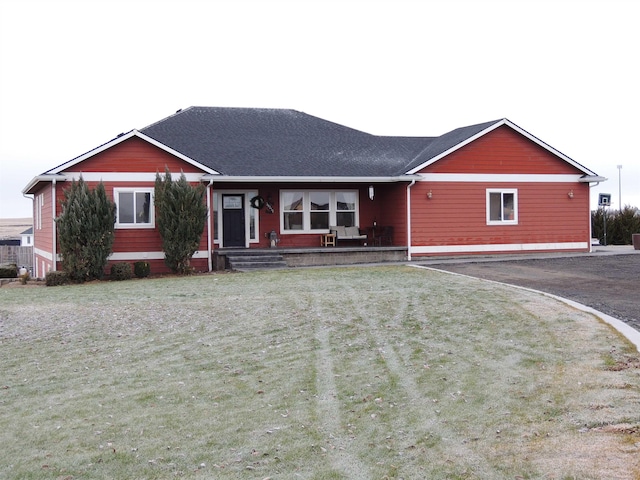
[155,169,207,274]
[56,177,116,282]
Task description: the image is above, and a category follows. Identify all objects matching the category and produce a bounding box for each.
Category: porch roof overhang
[22,174,67,195]
[200,174,421,183]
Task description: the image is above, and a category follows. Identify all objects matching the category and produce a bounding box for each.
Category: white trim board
[108,250,209,261]
[62,172,207,183]
[411,242,588,255]
[34,247,54,261]
[418,173,583,183]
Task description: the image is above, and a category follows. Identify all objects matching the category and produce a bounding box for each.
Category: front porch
[213,245,408,270]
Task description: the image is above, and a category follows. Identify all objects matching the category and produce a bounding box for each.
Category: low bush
[45,271,69,287]
[0,264,17,278]
[110,262,133,281]
[19,272,29,285]
[134,261,151,278]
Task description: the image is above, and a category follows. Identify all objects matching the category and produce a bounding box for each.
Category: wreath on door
[250,195,265,209]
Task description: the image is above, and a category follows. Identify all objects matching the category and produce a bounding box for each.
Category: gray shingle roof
[140,107,436,177]
[47,108,592,180]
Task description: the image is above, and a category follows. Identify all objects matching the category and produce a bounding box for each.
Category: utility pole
[617,164,622,211]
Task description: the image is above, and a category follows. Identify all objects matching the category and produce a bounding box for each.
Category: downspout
[22,191,35,276]
[206,179,213,271]
[52,179,57,271]
[406,179,416,261]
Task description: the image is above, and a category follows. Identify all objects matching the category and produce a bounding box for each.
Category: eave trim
[22,174,66,195]
[200,175,420,183]
[578,175,607,183]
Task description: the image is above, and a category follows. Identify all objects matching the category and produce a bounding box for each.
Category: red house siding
[410,127,591,256]
[70,137,204,173]
[39,138,212,275]
[411,182,589,249]
[32,183,56,277]
[428,126,580,175]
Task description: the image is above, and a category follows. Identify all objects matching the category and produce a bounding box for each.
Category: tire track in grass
[305,293,372,480]
[343,281,498,476]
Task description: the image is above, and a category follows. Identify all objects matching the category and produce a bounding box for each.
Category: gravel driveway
[416,248,640,332]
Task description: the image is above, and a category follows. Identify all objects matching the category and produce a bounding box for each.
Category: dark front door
[222,194,246,247]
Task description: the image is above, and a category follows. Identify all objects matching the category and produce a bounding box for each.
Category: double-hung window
[487,189,517,225]
[115,188,154,228]
[281,190,358,232]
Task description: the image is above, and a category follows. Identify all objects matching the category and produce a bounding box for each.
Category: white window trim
[36,193,44,230]
[114,188,155,229]
[486,188,518,225]
[280,190,359,234]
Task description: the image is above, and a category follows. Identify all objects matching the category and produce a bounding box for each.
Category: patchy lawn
[1,266,639,479]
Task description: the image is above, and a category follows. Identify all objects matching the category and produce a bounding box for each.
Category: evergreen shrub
[56,177,116,282]
[46,271,69,287]
[592,205,640,245]
[110,262,133,281]
[155,168,207,274]
[134,261,151,278]
[0,264,17,278]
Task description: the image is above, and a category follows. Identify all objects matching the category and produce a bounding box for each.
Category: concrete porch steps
[224,251,288,271]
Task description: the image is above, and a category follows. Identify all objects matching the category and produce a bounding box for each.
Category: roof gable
[405,119,597,176]
[46,130,220,175]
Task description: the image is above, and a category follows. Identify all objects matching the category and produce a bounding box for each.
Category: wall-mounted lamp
[368,185,375,201]
[567,190,574,199]
[427,190,433,199]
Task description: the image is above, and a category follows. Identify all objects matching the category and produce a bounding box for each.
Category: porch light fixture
[368,185,375,200]
[427,190,433,199]
[568,190,574,199]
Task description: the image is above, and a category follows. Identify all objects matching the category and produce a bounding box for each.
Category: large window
[283,191,304,231]
[281,190,358,232]
[487,189,517,225]
[115,188,154,228]
[310,192,330,229]
[336,191,356,227]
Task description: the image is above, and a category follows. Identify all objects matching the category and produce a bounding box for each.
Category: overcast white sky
[1,0,638,219]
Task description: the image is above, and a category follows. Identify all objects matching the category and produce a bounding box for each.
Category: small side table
[321,233,336,247]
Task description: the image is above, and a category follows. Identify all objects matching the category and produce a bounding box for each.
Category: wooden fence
[0,246,33,270]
